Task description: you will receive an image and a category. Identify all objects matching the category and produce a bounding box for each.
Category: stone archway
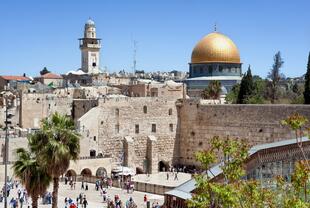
[96,167,107,178]
[65,169,77,181]
[81,168,92,177]
[158,161,170,172]
[66,169,77,177]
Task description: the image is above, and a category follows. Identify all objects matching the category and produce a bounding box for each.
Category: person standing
[81,180,84,190]
[143,194,147,204]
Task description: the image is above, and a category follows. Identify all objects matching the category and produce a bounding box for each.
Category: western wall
[176,99,310,167]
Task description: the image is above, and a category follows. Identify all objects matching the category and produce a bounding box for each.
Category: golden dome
[191,32,241,64]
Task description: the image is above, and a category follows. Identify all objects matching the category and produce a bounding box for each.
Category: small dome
[191,32,240,64]
[86,18,95,26]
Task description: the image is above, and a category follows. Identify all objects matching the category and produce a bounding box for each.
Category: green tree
[29,112,80,208]
[246,76,266,104]
[13,148,51,208]
[237,65,255,104]
[267,51,284,103]
[304,52,310,104]
[225,84,240,104]
[187,136,276,208]
[40,67,50,75]
[201,80,222,99]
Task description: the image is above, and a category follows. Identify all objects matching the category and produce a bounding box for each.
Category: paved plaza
[132,172,192,187]
[0,181,164,208]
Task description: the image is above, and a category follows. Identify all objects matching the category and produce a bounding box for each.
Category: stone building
[0,75,31,91]
[34,72,64,88]
[19,92,73,128]
[77,96,178,174]
[117,80,185,100]
[185,30,242,97]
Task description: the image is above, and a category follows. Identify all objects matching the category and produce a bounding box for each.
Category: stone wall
[73,99,98,122]
[77,96,178,173]
[20,93,73,128]
[177,99,310,167]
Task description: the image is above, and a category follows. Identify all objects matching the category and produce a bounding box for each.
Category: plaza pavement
[0,181,164,208]
[132,172,192,187]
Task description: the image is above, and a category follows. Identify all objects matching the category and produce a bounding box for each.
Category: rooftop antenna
[133,40,138,73]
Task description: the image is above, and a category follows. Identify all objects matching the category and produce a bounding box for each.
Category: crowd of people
[1,175,163,208]
[1,180,29,208]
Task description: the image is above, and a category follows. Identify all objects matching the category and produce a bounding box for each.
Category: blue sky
[0,0,309,78]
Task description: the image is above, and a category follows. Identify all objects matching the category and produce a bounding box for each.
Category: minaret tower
[79,18,101,74]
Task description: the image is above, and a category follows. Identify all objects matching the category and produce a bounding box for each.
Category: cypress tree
[304,52,310,104]
[267,51,284,103]
[237,65,254,104]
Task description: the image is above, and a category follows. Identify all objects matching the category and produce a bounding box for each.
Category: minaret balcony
[79,43,101,49]
[79,38,101,49]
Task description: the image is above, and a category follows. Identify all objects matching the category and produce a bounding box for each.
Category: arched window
[168,108,172,115]
[143,106,147,114]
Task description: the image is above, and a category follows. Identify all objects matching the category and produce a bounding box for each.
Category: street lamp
[1,90,14,208]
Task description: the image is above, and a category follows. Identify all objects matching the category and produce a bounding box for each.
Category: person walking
[174,172,178,181]
[82,197,88,208]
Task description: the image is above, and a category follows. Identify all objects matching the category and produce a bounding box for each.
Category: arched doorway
[65,169,77,181]
[81,168,92,177]
[159,161,170,172]
[136,167,144,174]
[96,167,107,178]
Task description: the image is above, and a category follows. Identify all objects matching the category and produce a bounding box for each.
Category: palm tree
[201,80,222,99]
[13,148,51,208]
[29,112,80,208]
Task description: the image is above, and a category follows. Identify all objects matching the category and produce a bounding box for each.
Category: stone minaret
[79,18,101,74]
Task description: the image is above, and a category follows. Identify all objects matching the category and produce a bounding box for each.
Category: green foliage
[304,52,310,104]
[281,113,308,131]
[291,95,305,104]
[225,84,240,104]
[13,148,51,208]
[28,112,80,208]
[228,74,266,104]
[237,65,255,104]
[201,80,222,99]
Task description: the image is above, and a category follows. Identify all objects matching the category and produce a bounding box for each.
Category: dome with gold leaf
[191,32,240,64]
